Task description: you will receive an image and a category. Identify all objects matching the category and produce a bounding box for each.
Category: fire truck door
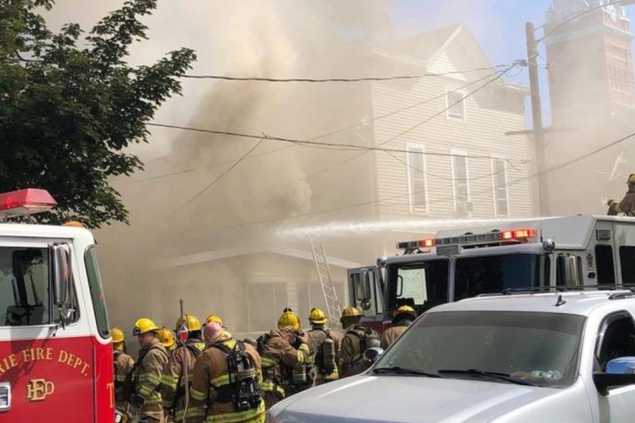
[0,243,94,422]
[348,267,384,325]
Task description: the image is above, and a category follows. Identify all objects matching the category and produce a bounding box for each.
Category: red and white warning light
[0,189,57,218]
[398,228,538,250]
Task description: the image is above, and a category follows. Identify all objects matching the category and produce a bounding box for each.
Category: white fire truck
[349,215,635,332]
[0,189,113,422]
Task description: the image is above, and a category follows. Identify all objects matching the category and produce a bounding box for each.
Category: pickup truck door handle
[0,382,11,412]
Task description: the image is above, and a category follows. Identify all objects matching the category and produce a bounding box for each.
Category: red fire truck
[0,189,113,422]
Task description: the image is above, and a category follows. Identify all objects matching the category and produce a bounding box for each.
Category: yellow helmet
[309,307,328,325]
[175,314,202,332]
[157,327,176,350]
[629,174,635,185]
[132,318,160,336]
[394,305,417,319]
[111,327,125,344]
[341,306,362,319]
[206,314,224,326]
[278,310,301,331]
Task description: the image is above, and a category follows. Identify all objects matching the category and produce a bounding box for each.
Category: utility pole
[525,22,550,216]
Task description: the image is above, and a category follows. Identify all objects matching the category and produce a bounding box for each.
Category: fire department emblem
[26,379,55,402]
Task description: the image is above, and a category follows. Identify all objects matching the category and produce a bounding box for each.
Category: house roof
[155,246,362,270]
[372,25,526,93]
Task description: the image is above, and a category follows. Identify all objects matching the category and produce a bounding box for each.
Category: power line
[308,66,515,143]
[183,64,510,83]
[147,122,526,162]
[382,150,521,183]
[180,139,265,206]
[378,63,519,148]
[538,0,631,43]
[206,127,635,233]
[141,63,520,183]
[302,63,521,180]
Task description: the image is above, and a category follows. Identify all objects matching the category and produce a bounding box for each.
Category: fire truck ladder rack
[309,238,342,324]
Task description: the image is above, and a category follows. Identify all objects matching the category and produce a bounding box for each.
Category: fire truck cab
[349,215,635,332]
[0,189,113,422]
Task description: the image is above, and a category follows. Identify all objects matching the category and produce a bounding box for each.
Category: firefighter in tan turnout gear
[338,306,380,378]
[158,327,177,353]
[381,305,416,348]
[306,308,340,385]
[112,327,135,411]
[125,318,170,423]
[257,310,311,408]
[608,174,635,216]
[160,314,206,422]
[189,321,265,423]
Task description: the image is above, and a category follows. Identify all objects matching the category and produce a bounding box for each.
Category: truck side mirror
[51,244,72,308]
[594,357,635,396]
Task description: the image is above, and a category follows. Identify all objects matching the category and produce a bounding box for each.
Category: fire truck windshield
[0,247,50,326]
[387,259,450,314]
[454,254,549,300]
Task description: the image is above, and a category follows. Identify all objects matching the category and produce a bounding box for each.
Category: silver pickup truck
[268,290,635,423]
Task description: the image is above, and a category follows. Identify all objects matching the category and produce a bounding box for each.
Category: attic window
[446,91,465,120]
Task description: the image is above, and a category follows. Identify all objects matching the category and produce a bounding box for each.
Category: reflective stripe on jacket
[189,335,265,423]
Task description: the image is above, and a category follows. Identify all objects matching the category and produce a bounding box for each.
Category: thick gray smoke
[46,0,395,339]
[46,0,635,346]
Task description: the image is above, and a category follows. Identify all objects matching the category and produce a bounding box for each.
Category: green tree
[0,0,196,227]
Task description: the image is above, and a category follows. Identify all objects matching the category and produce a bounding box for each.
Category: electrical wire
[140,63,522,183]
[183,64,510,83]
[140,66,516,183]
[381,150,521,183]
[180,139,265,206]
[301,63,521,180]
[146,122,526,162]
[538,0,630,43]
[206,127,635,233]
[378,63,519,148]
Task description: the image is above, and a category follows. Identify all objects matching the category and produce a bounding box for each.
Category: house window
[451,151,471,217]
[446,91,465,120]
[406,144,428,213]
[492,158,510,216]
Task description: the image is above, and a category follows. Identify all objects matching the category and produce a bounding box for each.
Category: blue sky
[390,0,635,125]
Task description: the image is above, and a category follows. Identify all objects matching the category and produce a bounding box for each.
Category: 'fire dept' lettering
[0,347,90,377]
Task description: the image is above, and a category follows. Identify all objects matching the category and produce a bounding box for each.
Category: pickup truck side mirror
[594,357,635,396]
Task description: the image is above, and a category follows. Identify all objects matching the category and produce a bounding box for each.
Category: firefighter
[206,314,224,326]
[306,307,339,385]
[189,321,265,423]
[160,314,206,422]
[257,310,310,408]
[338,306,379,378]
[609,174,635,216]
[112,327,135,411]
[381,305,417,349]
[158,327,177,353]
[125,318,170,423]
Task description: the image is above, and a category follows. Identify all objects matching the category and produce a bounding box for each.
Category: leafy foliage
[0,0,196,227]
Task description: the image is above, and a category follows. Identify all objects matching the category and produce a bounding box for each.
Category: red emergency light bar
[0,189,57,218]
[397,228,537,250]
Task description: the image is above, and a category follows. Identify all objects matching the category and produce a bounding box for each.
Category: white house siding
[371,75,534,220]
